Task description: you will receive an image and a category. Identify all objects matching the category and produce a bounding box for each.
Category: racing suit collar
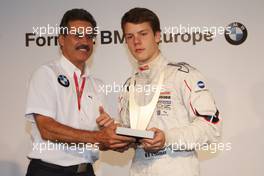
[137,53,168,80]
[60,55,90,79]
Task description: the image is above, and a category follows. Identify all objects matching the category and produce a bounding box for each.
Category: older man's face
[59,20,95,66]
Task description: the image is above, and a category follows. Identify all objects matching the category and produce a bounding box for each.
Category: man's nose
[133,35,141,45]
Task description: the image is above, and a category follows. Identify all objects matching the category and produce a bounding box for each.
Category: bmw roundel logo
[197,81,205,89]
[225,22,247,45]
[57,75,70,87]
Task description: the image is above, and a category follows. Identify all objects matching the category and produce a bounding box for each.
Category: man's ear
[154,31,161,44]
[58,35,65,48]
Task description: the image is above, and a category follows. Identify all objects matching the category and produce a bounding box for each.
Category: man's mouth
[76,45,90,52]
[135,48,144,53]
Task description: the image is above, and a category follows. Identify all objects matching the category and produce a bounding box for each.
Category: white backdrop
[0,0,263,175]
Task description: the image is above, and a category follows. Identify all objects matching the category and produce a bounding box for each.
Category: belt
[30,159,94,174]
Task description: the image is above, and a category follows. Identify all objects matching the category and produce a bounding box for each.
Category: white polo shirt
[25,55,106,166]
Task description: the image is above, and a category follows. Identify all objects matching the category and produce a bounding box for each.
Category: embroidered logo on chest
[57,75,70,87]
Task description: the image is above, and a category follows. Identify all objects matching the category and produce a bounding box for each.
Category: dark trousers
[26,159,95,176]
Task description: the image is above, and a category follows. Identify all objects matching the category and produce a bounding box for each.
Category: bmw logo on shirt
[57,75,70,87]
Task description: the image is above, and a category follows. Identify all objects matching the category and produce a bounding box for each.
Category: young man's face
[123,22,161,65]
[59,20,94,66]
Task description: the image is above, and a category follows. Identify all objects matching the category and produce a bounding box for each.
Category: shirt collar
[60,55,90,78]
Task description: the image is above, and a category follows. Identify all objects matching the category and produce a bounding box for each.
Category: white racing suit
[118,53,222,176]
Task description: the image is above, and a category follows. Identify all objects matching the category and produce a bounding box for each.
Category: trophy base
[116,127,154,139]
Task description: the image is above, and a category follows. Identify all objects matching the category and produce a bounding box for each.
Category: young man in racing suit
[118,7,222,176]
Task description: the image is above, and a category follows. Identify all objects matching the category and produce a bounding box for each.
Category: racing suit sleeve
[165,67,222,150]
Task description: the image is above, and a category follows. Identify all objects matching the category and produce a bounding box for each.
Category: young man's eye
[126,35,133,39]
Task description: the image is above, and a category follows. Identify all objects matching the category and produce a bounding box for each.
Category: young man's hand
[139,127,166,152]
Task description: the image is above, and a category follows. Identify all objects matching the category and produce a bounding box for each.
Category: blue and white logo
[225,22,247,45]
[57,75,70,87]
[197,81,205,89]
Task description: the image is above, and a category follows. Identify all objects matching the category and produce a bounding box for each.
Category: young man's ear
[58,35,65,48]
[154,31,161,44]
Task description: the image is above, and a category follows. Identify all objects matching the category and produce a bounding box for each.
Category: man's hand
[96,123,136,151]
[96,106,135,151]
[139,127,166,152]
[96,106,114,128]
[33,111,133,153]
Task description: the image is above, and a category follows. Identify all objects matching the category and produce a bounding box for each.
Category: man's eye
[75,33,84,38]
[141,32,147,36]
[126,35,133,39]
[86,34,96,39]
